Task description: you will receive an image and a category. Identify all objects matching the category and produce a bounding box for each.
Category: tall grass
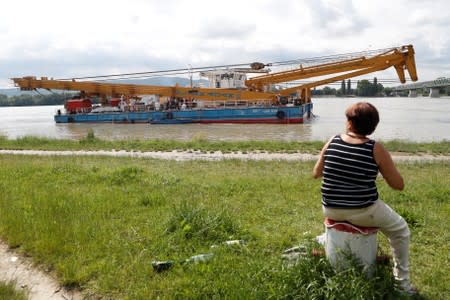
[0,155,448,298]
[165,201,248,242]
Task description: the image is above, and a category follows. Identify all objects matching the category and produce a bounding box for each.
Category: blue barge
[55,103,313,124]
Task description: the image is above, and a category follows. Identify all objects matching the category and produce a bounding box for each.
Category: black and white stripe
[321,135,379,208]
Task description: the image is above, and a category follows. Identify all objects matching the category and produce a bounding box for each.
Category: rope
[54,46,402,82]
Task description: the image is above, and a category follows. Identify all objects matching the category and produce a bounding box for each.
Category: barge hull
[55,103,313,124]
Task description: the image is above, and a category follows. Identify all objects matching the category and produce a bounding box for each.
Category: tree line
[312,77,394,97]
[0,93,73,106]
[312,77,450,97]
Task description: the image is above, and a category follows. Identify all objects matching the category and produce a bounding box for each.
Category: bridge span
[394,77,450,97]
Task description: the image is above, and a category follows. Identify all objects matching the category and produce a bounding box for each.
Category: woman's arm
[313,137,333,179]
[373,142,404,190]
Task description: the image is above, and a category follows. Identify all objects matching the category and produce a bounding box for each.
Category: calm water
[0,97,449,142]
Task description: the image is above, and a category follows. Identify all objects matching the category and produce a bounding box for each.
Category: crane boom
[246,45,417,100]
[12,77,275,101]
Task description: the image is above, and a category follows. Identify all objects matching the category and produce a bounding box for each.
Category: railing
[394,77,450,90]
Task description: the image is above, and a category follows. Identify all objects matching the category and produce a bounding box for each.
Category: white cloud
[1,0,450,88]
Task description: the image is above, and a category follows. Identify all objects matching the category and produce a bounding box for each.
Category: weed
[86,128,95,140]
[0,281,28,300]
[398,208,423,229]
[166,201,244,243]
[267,244,401,300]
[138,193,164,207]
[109,166,144,185]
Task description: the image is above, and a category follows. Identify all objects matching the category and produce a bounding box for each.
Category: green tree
[356,78,384,97]
[341,80,346,95]
[0,93,76,107]
[384,87,393,96]
[356,80,372,96]
[347,79,351,94]
[322,86,336,95]
[371,77,378,95]
[376,83,384,95]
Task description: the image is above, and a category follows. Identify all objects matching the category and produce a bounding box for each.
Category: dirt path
[0,149,448,299]
[0,241,81,300]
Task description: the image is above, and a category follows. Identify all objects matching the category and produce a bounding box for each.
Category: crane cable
[55,46,400,82]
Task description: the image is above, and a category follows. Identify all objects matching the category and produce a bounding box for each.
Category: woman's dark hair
[345,102,379,135]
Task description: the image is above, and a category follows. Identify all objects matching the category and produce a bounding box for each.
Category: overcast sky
[1,0,449,88]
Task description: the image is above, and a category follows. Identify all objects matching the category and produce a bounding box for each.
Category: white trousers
[322,199,411,283]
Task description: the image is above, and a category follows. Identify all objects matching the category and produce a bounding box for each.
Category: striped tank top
[321,135,379,208]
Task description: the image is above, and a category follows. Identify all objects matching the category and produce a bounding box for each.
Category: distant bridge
[393,77,450,97]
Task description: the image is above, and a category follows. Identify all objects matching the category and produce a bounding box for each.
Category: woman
[313,102,416,294]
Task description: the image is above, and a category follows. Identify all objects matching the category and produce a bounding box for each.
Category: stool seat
[324,218,379,235]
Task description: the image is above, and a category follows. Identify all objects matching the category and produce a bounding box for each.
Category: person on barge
[312,102,417,295]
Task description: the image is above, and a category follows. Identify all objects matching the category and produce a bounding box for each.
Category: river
[0,97,449,142]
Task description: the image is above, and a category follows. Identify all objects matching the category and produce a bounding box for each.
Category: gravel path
[0,149,449,162]
[0,149,448,299]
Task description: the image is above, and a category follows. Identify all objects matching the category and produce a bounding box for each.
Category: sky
[1,0,450,89]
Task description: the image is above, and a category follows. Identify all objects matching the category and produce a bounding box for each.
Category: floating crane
[11,45,418,124]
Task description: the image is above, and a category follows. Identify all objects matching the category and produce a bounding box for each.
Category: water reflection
[61,122,313,142]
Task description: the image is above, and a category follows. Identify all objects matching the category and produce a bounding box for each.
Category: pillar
[408,90,418,97]
[429,87,440,98]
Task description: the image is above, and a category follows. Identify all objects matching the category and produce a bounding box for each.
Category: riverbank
[1,135,449,155]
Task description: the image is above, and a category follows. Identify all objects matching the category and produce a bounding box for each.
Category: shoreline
[0,149,449,162]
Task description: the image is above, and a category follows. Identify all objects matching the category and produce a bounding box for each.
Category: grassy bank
[0,154,448,299]
[0,135,449,154]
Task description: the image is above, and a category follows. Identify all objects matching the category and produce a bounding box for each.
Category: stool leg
[348,233,377,276]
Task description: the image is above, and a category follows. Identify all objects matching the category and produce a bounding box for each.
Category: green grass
[0,134,449,154]
[0,155,448,299]
[0,281,27,300]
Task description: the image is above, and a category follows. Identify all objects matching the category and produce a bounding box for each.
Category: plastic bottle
[224,240,245,246]
[151,260,174,272]
[185,253,214,263]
